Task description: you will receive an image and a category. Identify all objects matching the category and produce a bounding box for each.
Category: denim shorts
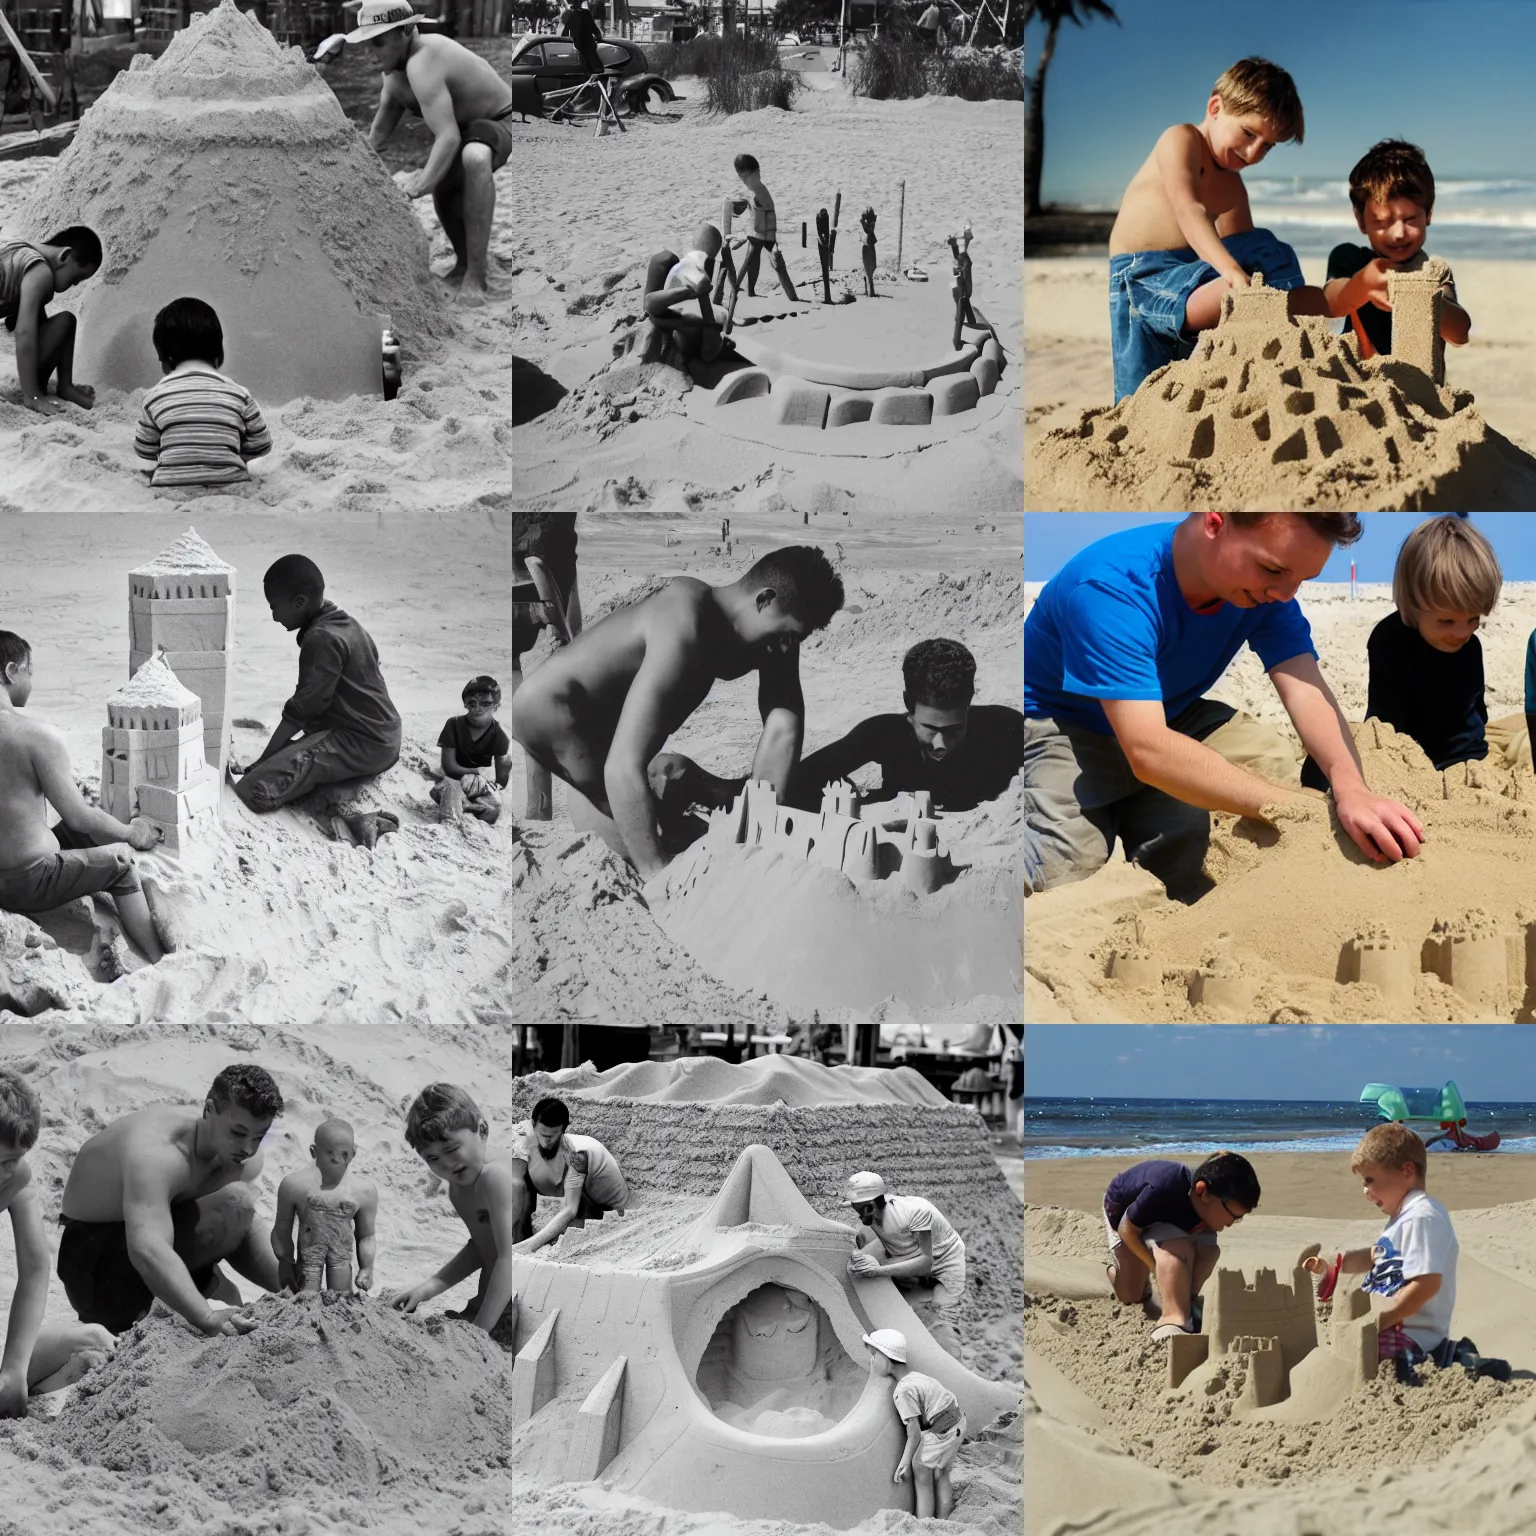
[1109,227,1307,402]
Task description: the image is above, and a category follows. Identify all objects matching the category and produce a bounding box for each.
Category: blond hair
[1393,515,1502,627]
[1351,1123,1427,1180]
[1213,58,1304,144]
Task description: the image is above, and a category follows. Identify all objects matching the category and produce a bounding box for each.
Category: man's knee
[461,141,493,177]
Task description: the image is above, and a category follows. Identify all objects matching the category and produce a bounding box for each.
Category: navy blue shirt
[1367,614,1487,770]
[1025,522,1316,736]
[1103,1160,1203,1234]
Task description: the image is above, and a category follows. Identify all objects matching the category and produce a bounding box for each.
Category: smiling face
[1357,195,1430,265]
[416,1125,488,1186]
[1358,1158,1421,1219]
[202,1101,273,1170]
[1205,96,1280,171]
[1414,607,1481,653]
[1193,513,1333,609]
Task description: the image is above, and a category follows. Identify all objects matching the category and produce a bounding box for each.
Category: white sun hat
[844,1171,887,1205]
[861,1328,908,1362]
[344,0,442,42]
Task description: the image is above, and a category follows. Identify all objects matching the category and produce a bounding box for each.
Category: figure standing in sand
[864,1329,965,1521]
[349,0,514,307]
[273,1119,378,1293]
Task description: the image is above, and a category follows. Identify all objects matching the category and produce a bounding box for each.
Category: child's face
[464,693,500,727]
[417,1126,488,1186]
[1356,196,1430,265]
[1358,1159,1421,1218]
[866,1345,895,1378]
[1206,512,1330,608]
[1205,97,1280,171]
[736,166,760,189]
[2,654,33,707]
[265,588,312,631]
[54,253,98,292]
[311,1136,355,1179]
[1190,1179,1250,1232]
[0,1141,26,1190]
[1414,607,1480,653]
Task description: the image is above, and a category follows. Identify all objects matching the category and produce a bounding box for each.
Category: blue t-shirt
[1526,630,1536,714]
[1024,522,1317,736]
[1103,1159,1203,1234]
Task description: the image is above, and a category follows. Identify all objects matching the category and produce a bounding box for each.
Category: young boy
[0,1068,116,1417]
[0,630,165,963]
[730,153,798,301]
[512,1096,628,1254]
[432,676,510,825]
[272,1118,378,1293]
[642,224,729,363]
[1107,58,1330,403]
[0,226,100,416]
[1301,515,1500,791]
[392,1084,515,1338]
[1103,1150,1258,1340]
[133,297,272,488]
[1324,140,1471,363]
[232,555,403,817]
[1303,1122,1458,1372]
[863,1328,964,1522]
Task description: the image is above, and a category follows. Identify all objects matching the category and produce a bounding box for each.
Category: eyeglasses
[1219,1199,1246,1222]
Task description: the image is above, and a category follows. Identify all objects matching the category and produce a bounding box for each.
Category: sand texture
[549,1053,951,1106]
[1025,582,1536,1024]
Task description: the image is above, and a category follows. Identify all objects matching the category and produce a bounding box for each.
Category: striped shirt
[0,240,48,326]
[134,362,272,488]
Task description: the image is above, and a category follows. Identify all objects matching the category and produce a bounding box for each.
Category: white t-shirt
[876,1195,965,1286]
[892,1372,961,1431]
[517,1124,629,1211]
[1360,1187,1458,1350]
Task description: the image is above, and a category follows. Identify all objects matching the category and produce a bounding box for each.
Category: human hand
[390,1280,437,1314]
[1302,1255,1328,1276]
[1222,268,1250,293]
[355,1267,374,1292]
[1333,789,1425,864]
[893,1458,911,1484]
[201,1305,258,1337]
[848,1252,880,1277]
[276,1257,299,1292]
[401,173,431,200]
[0,1369,27,1419]
[126,816,164,852]
[1361,257,1394,310]
[460,773,488,798]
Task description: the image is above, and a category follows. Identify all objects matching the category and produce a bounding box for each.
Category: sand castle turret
[101,651,220,852]
[18,0,448,404]
[129,528,234,776]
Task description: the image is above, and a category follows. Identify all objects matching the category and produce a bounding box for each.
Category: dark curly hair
[0,1068,41,1152]
[902,638,976,711]
[741,545,845,633]
[208,1064,284,1122]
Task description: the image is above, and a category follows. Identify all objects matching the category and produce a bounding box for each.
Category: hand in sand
[400,172,432,200]
[125,816,164,852]
[390,1280,441,1314]
[1333,788,1425,864]
[848,1252,881,1277]
[277,1257,300,1293]
[0,1368,27,1420]
[202,1305,258,1337]
[1359,257,1395,311]
[356,1266,373,1292]
[1221,268,1251,294]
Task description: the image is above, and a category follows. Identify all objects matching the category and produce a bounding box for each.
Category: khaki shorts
[1104,1208,1218,1254]
[914,1418,966,1471]
[0,833,139,914]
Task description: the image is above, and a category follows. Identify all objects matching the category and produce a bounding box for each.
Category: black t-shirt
[439,714,511,770]
[794,704,1024,812]
[1327,243,1395,357]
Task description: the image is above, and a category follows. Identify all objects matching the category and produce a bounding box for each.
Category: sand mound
[815,569,1022,657]
[50,1294,511,1507]
[1028,280,1536,511]
[548,1053,950,1107]
[1025,718,1536,1023]
[18,0,448,403]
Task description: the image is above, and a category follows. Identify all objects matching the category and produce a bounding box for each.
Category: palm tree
[1024,0,1120,219]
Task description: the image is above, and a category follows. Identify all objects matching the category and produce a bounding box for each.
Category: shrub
[648,32,781,82]
[848,32,929,99]
[937,47,1022,102]
[850,35,1022,101]
[705,66,803,114]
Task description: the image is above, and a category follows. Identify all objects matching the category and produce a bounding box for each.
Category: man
[1024,512,1426,901]
[512,1096,628,1254]
[351,0,515,307]
[788,637,1023,813]
[916,2,945,50]
[57,1064,286,1337]
[510,545,845,882]
[561,0,606,78]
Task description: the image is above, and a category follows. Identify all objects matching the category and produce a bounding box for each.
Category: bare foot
[342,811,400,849]
[455,281,490,310]
[141,877,181,953]
[22,394,63,416]
[440,263,467,286]
[57,383,95,410]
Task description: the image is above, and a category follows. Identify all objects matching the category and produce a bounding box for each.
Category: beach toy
[1359,1081,1502,1152]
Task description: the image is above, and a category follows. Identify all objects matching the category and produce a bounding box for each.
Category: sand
[1025,581,1536,1024]
[1025,256,1536,513]
[510,514,1023,1027]
[509,70,1022,515]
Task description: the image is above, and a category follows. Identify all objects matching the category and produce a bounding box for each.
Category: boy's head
[1351,1122,1427,1218]
[202,1064,283,1169]
[0,631,33,707]
[462,675,501,725]
[844,1169,887,1226]
[1348,139,1435,265]
[734,152,761,188]
[1193,512,1362,607]
[735,545,845,656]
[1393,513,1501,654]
[311,1117,356,1180]
[263,554,326,630]
[44,225,102,291]
[0,1067,41,1188]
[1205,58,1304,171]
[405,1082,488,1184]
[861,1327,907,1378]
[530,1096,570,1156]
[902,638,974,764]
[1189,1150,1260,1231]
[153,296,224,372]
[368,21,416,72]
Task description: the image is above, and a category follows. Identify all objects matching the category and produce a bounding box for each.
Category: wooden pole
[895,179,905,275]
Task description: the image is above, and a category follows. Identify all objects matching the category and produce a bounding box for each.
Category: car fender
[621,71,677,107]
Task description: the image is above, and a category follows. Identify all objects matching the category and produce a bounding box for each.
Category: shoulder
[649,579,709,636]
[477,1157,519,1196]
[17,258,55,298]
[1326,242,1371,279]
[0,1159,34,1209]
[1154,122,1205,164]
[275,1168,308,1192]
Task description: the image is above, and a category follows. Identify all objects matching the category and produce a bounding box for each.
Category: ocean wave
[1024,1135,1536,1159]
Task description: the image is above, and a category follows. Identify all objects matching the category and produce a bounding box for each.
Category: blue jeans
[1109,228,1307,403]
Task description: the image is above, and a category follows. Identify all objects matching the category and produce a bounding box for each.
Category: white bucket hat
[862,1328,908,1362]
[844,1171,887,1205]
[344,0,442,42]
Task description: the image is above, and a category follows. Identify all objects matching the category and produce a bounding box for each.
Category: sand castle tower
[129,528,234,776]
[101,652,221,852]
[18,0,448,404]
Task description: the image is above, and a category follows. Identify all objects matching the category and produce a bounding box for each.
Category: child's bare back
[1110,123,1255,257]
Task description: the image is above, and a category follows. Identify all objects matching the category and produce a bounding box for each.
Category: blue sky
[1024,513,1536,583]
[1027,0,1536,206]
[1026,1026,1536,1101]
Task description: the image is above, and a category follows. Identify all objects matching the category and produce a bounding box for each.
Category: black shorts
[57,1201,216,1335]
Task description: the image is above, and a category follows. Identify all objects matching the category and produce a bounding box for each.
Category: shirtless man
[510,545,845,882]
[349,1,515,307]
[1107,56,1329,402]
[0,630,165,963]
[512,1096,627,1255]
[57,1064,286,1337]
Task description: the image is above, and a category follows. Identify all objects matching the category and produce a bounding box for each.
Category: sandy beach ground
[510,64,1022,516]
[1025,581,1536,1024]
[512,511,1023,1026]
[1026,1152,1536,1535]
[1024,256,1536,510]
[0,151,512,517]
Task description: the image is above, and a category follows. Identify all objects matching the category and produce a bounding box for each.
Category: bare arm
[470,1167,516,1330]
[403,62,463,196]
[896,1416,922,1479]
[493,753,511,790]
[12,265,56,411]
[1116,1215,1157,1275]
[0,1179,49,1408]
[271,1175,300,1289]
[367,87,408,151]
[1153,125,1247,284]
[860,1228,935,1281]
[791,718,879,807]
[354,1184,378,1287]
[123,1157,224,1331]
[749,644,805,797]
[33,729,159,848]
[441,745,468,781]
[1440,297,1471,346]
[1376,1272,1442,1330]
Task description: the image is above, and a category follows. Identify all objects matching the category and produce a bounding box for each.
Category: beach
[1024,580,1536,1025]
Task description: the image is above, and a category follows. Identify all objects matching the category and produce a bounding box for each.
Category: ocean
[1025,1097,1536,1160]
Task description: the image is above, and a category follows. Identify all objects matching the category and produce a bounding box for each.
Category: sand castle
[128,528,233,776]
[17,0,448,404]
[1167,1247,1377,1416]
[100,651,220,852]
[1029,272,1536,510]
